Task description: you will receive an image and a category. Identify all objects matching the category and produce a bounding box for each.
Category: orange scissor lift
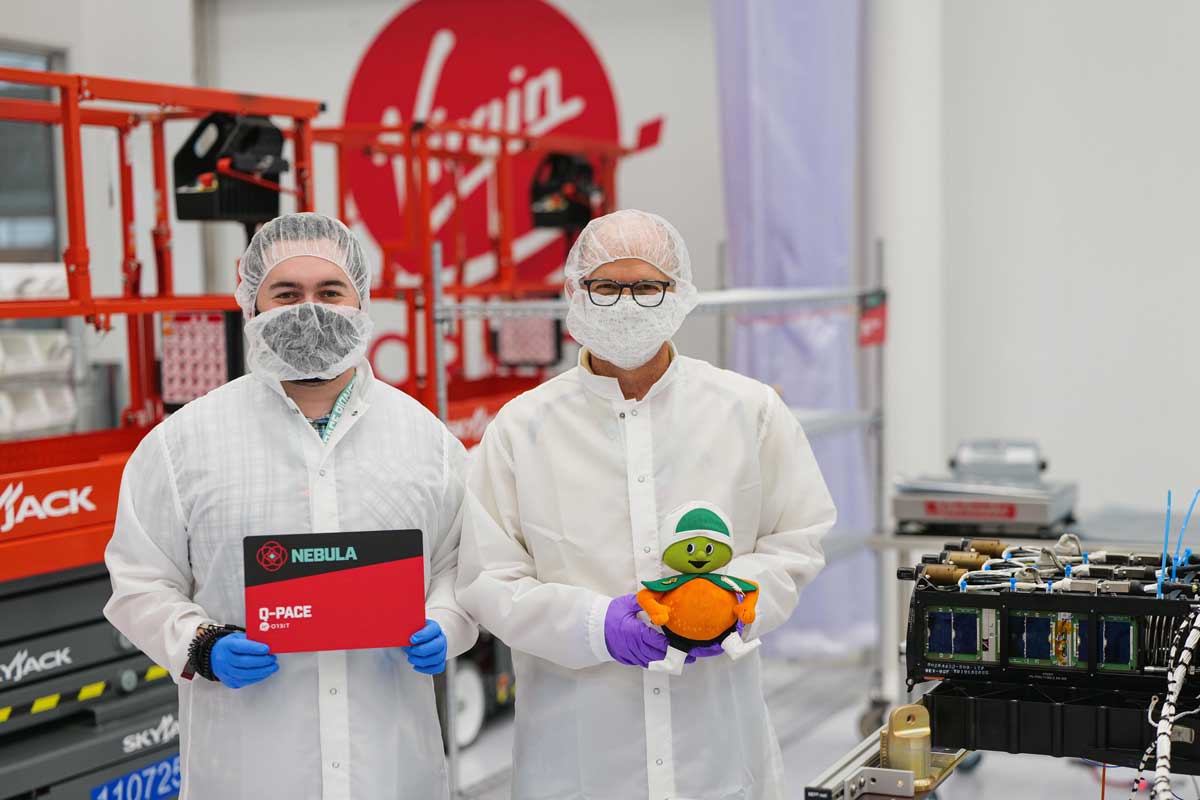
[314,119,656,442]
[0,67,323,586]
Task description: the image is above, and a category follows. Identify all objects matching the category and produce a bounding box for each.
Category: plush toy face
[663,536,733,574]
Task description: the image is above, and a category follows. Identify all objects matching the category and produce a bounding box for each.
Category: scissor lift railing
[0,66,322,583]
[312,120,660,429]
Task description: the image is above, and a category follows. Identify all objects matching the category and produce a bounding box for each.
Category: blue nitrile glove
[402,620,447,675]
[211,632,278,689]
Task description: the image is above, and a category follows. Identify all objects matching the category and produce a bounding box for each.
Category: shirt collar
[576,343,682,403]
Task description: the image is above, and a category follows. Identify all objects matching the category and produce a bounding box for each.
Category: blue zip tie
[1047,580,1054,593]
[983,563,991,571]
[1003,552,1012,561]
[1065,564,1073,577]
[1173,489,1200,580]
[958,577,967,592]
[1082,552,1090,564]
[1161,490,1173,599]
[1009,577,1017,591]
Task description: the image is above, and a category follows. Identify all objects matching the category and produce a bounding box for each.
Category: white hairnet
[236,212,370,319]
[563,209,698,312]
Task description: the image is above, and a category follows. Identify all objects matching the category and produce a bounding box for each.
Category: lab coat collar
[252,359,375,409]
[576,342,681,403]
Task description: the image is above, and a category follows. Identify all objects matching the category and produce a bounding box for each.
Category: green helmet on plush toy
[661,505,734,574]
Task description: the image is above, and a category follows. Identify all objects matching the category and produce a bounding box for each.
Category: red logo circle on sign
[256,540,289,573]
[343,0,620,284]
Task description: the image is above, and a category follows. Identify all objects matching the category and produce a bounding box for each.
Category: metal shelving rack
[426,243,889,797]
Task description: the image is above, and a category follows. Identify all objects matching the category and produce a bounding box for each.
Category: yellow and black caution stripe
[0,659,172,727]
[0,678,121,725]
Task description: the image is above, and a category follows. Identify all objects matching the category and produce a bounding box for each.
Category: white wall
[863,0,948,492]
[199,0,725,363]
[942,1,1200,514]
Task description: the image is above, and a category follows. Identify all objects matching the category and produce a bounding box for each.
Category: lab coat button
[653,688,661,695]
[656,759,664,766]
[638,475,646,483]
[631,409,638,416]
[329,688,338,695]
[319,469,327,477]
[619,412,626,419]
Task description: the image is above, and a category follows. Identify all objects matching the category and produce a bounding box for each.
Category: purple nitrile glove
[687,621,746,662]
[604,594,670,668]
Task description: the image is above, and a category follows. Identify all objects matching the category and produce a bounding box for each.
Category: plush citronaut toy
[637,502,760,675]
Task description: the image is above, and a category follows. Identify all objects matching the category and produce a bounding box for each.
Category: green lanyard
[320,377,356,444]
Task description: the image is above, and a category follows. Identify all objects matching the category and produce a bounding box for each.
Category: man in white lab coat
[457,209,837,799]
[104,213,476,800]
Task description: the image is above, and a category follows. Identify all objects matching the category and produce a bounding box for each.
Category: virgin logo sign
[344,0,659,285]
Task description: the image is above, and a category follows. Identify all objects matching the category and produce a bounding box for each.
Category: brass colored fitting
[922,564,967,586]
[967,539,1007,558]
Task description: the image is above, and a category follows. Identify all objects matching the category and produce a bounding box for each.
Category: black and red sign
[243,531,425,654]
[858,289,888,348]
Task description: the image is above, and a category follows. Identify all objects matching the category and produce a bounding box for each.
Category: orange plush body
[637,579,759,642]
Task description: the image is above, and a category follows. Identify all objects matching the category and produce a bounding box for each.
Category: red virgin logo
[344,0,658,285]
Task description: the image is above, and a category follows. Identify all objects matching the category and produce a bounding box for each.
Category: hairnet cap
[235,212,371,318]
[563,209,698,311]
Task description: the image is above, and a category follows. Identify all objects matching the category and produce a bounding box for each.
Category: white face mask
[565,292,688,370]
[244,302,374,382]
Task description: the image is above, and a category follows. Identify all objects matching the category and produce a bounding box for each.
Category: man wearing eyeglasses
[457,209,837,799]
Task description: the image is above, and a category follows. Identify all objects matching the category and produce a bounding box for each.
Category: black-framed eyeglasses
[581,278,675,308]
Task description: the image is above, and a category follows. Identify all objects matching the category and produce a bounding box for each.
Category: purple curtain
[714,0,875,655]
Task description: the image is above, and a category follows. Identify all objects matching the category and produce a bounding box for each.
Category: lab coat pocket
[522,521,570,581]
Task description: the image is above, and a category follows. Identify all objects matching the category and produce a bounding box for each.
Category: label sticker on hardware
[91,752,180,800]
[924,501,1017,520]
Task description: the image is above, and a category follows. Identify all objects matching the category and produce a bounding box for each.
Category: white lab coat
[104,361,477,800]
[456,349,836,800]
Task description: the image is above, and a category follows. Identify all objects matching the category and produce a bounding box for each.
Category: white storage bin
[0,385,78,440]
[0,263,69,300]
[0,330,73,380]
